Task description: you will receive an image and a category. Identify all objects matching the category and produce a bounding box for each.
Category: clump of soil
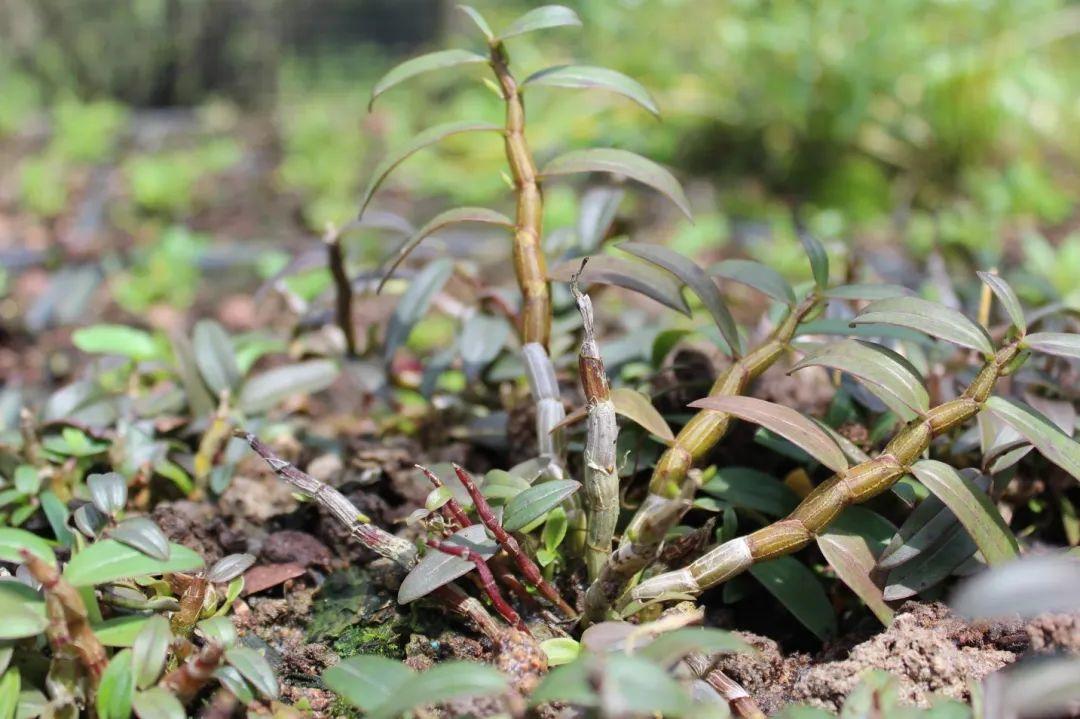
[713,603,1024,713]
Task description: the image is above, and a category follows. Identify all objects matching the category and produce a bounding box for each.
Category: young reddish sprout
[417,464,472,530]
[452,463,577,619]
[426,540,528,634]
[161,641,225,703]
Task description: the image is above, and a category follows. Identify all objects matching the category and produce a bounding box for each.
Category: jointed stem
[572,271,620,580]
[584,294,821,621]
[324,222,357,357]
[453,464,577,618]
[489,41,549,349]
[161,641,224,703]
[633,340,1024,600]
[427,540,529,633]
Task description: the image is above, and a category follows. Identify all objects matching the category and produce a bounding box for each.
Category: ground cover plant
[1,2,1080,718]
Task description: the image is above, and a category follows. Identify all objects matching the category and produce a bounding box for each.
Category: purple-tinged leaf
[817,531,893,625]
[548,254,690,316]
[985,396,1080,482]
[977,272,1026,335]
[543,150,692,221]
[1024,332,1080,360]
[609,388,675,444]
[712,259,795,305]
[398,524,497,604]
[852,297,994,356]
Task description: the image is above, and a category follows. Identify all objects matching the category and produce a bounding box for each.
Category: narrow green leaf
[384,258,454,362]
[498,5,581,40]
[459,313,512,369]
[523,65,659,117]
[985,396,1080,482]
[377,207,512,291]
[609,387,675,444]
[548,254,691,316]
[700,467,800,517]
[93,615,152,647]
[132,688,184,719]
[457,6,495,41]
[370,49,487,108]
[97,649,135,719]
[799,234,829,289]
[169,330,215,417]
[712,259,796,305]
[689,396,848,474]
[398,524,498,604]
[543,150,692,221]
[852,297,994,356]
[132,616,171,689]
[0,669,18,719]
[238,359,338,414]
[213,665,254,704]
[359,122,502,218]
[323,655,414,712]
[750,556,837,641]
[817,531,894,625]
[0,528,56,566]
[597,654,692,718]
[883,522,976,600]
[225,647,278,700]
[910,460,1017,564]
[791,339,929,420]
[1025,332,1080,360]
[823,284,912,301]
[368,661,508,719]
[63,540,203,587]
[192,320,241,396]
[977,272,1026,335]
[620,243,741,355]
[540,638,581,667]
[72,325,159,361]
[502,479,581,532]
[40,490,75,548]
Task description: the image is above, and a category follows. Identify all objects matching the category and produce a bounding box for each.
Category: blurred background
[1,0,1079,354]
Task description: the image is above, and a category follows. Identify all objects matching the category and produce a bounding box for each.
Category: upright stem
[427,540,529,633]
[490,41,549,348]
[584,295,821,621]
[572,273,619,580]
[325,223,357,357]
[632,340,1024,600]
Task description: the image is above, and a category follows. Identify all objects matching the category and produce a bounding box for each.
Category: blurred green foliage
[112,226,208,312]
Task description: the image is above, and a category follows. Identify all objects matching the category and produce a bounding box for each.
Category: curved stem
[490,41,550,348]
[583,294,821,621]
[632,340,1023,601]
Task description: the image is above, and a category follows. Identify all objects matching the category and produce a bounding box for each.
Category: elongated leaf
[689,396,848,474]
[368,661,508,719]
[238,359,338,414]
[852,297,994,356]
[543,150,692,221]
[0,583,47,639]
[63,540,203,587]
[97,649,134,719]
[700,467,800,516]
[370,49,487,108]
[977,272,1025,334]
[636,628,753,668]
[110,517,170,561]
[824,284,912,301]
[93,616,152,647]
[609,387,675,444]
[799,234,829,289]
[951,553,1080,619]
[792,340,928,420]
[169,331,214,417]
[132,616,171,689]
[502,479,581,532]
[548,254,690,315]
[398,524,497,604]
[498,5,581,40]
[620,242,740,354]
[323,655,414,712]
[0,527,56,566]
[523,65,659,117]
[377,207,513,291]
[711,259,796,305]
[985,396,1080,482]
[132,688,184,719]
[457,5,494,41]
[883,523,976,600]
[750,557,836,640]
[359,122,501,217]
[384,258,454,362]
[192,320,240,396]
[459,313,511,370]
[225,647,278,700]
[1025,332,1080,360]
[0,668,18,719]
[72,324,159,361]
[818,531,893,625]
[877,492,957,570]
[910,461,1017,564]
